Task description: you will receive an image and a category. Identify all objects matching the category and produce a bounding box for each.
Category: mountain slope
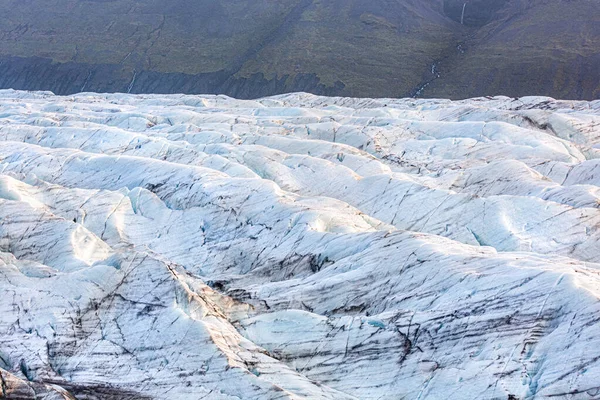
[0,0,598,99]
[426,0,600,100]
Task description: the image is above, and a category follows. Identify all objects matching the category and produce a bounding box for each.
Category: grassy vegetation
[426,0,600,99]
[0,0,598,99]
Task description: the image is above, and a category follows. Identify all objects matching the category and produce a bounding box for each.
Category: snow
[0,89,600,399]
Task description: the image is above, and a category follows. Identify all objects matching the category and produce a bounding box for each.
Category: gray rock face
[0,90,600,399]
[0,56,345,100]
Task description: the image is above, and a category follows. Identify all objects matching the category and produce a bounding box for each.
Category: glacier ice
[0,90,600,399]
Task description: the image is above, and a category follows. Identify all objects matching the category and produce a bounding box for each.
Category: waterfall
[80,70,92,92]
[460,2,467,25]
[127,70,137,94]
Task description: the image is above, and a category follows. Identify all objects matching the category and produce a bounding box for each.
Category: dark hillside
[0,0,598,99]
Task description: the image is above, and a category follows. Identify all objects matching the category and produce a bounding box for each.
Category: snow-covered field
[1,89,600,399]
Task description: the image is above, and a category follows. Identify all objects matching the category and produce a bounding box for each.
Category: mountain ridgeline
[0,0,598,99]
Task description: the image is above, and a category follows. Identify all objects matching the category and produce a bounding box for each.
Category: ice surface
[1,90,600,399]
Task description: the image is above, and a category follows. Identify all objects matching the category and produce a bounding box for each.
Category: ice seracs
[1,89,600,399]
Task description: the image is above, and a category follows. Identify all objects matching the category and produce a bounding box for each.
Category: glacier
[0,89,600,399]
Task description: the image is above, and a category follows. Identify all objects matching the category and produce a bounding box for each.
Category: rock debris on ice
[1,90,600,399]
